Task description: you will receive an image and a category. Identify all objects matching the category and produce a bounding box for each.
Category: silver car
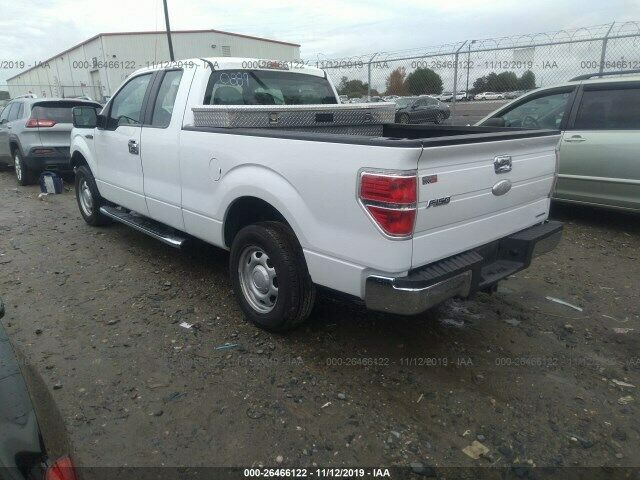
[0,97,101,185]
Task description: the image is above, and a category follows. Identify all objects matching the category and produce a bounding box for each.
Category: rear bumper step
[365,220,562,315]
[99,206,187,248]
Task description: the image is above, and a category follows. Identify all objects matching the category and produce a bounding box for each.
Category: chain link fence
[313,21,640,125]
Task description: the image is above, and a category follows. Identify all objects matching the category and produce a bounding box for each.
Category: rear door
[94,72,154,214]
[0,103,14,159]
[412,132,560,267]
[140,68,186,229]
[556,83,640,211]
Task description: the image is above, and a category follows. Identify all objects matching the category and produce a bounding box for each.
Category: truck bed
[183,124,558,147]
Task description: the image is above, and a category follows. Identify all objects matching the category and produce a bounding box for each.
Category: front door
[94,73,154,214]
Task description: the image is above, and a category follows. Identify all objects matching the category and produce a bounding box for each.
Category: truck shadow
[550,202,640,235]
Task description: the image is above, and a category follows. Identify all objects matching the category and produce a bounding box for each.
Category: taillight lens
[45,455,78,480]
[359,170,417,238]
[26,118,56,128]
[360,173,416,205]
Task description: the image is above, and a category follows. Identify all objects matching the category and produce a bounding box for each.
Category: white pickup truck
[70,58,562,331]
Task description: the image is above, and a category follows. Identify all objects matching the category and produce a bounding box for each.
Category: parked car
[475,92,505,100]
[0,97,102,185]
[69,57,561,332]
[477,70,640,212]
[394,96,450,124]
[438,92,454,102]
[0,298,78,480]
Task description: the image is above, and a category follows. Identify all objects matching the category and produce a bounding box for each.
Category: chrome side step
[99,206,187,248]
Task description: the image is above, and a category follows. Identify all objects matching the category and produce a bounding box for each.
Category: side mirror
[483,117,506,127]
[72,106,98,129]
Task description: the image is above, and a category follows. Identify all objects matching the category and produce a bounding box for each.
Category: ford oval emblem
[492,179,512,196]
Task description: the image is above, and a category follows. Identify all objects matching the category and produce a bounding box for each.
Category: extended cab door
[556,83,640,211]
[94,73,154,214]
[139,69,187,229]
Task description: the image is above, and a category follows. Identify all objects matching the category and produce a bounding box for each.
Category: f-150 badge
[427,196,451,208]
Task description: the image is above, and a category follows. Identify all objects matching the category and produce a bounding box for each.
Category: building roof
[7,29,300,81]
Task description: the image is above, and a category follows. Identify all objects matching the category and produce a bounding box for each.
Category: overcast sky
[0,0,638,84]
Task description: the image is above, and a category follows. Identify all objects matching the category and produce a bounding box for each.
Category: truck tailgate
[412,134,560,267]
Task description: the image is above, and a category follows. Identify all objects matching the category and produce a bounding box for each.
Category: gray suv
[0,97,101,185]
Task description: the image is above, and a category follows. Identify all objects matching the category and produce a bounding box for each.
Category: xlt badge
[427,196,451,208]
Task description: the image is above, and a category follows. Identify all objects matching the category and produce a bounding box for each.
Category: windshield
[395,97,415,108]
[497,91,572,128]
[203,70,338,105]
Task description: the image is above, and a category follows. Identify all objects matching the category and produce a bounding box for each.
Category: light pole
[465,40,476,98]
[163,0,175,62]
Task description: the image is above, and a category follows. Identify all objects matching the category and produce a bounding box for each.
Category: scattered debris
[321,402,332,409]
[53,382,63,390]
[618,396,634,405]
[613,327,634,334]
[214,343,238,350]
[504,318,521,326]
[179,321,193,330]
[546,296,583,312]
[106,319,119,326]
[416,393,424,403]
[462,440,489,459]
[337,393,347,400]
[410,462,435,476]
[611,379,635,388]
[275,455,283,464]
[564,324,575,333]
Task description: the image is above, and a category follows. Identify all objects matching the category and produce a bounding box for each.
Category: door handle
[565,135,586,143]
[128,139,139,155]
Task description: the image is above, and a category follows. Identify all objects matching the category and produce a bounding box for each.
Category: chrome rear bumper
[365,271,473,315]
[364,220,562,316]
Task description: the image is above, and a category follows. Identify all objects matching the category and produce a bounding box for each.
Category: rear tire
[74,165,111,226]
[229,221,315,332]
[14,151,36,186]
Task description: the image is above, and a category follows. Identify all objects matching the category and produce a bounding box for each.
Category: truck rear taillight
[45,455,78,480]
[26,118,56,128]
[359,170,417,238]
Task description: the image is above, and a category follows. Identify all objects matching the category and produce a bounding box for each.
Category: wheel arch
[223,196,293,249]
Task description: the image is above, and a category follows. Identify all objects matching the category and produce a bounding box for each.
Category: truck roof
[131,57,327,78]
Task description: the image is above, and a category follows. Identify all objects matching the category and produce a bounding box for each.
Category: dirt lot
[0,169,638,474]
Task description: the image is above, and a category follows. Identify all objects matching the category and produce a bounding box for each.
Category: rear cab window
[203,70,338,105]
[31,101,102,124]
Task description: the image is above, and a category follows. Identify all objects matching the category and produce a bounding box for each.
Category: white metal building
[6,29,300,101]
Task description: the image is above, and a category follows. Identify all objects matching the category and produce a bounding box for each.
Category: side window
[109,74,153,128]
[573,87,640,130]
[0,104,11,123]
[7,103,21,122]
[151,70,183,128]
[16,103,24,119]
[415,99,426,107]
[496,90,573,129]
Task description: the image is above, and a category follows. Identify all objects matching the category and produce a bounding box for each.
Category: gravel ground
[0,169,638,473]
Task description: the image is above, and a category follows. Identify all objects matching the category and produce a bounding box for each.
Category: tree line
[337,68,537,98]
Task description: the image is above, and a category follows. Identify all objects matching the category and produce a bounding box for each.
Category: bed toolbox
[191,103,397,135]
